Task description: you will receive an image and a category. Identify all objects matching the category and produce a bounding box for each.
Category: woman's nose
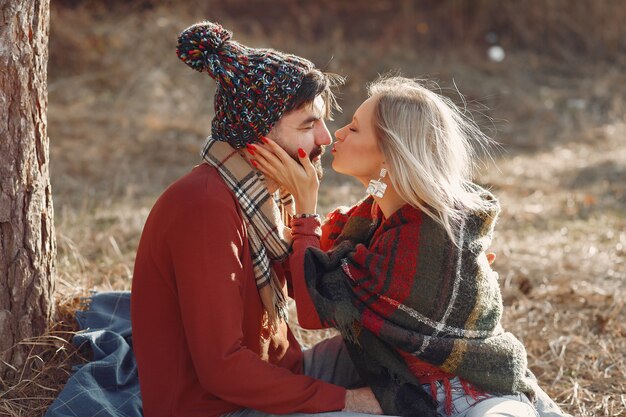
[334,126,346,142]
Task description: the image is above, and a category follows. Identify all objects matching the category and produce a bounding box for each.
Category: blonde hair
[368,76,493,243]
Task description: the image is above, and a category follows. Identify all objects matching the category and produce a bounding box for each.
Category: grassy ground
[2,2,625,416]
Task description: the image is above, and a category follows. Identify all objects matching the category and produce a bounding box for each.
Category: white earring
[366,168,387,198]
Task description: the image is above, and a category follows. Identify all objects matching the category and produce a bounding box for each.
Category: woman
[250,76,539,417]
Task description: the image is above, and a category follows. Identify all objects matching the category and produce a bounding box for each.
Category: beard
[309,146,325,181]
[313,158,324,180]
[310,145,325,180]
[289,145,325,180]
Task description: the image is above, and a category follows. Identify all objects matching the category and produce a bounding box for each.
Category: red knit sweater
[131,164,345,417]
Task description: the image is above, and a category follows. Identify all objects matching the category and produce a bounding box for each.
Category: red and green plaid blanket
[305,187,533,416]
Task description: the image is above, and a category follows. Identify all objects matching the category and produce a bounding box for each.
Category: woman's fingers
[254,137,311,182]
[296,147,317,178]
[252,136,319,214]
[249,140,304,195]
[250,153,271,176]
[260,136,292,164]
[248,143,282,173]
[249,145,283,183]
[257,136,316,180]
[250,141,298,175]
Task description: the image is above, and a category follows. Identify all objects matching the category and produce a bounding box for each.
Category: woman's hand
[248,137,319,214]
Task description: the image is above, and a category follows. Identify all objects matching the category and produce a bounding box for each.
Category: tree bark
[0,0,55,379]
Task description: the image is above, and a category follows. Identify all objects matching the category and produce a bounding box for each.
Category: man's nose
[315,123,333,146]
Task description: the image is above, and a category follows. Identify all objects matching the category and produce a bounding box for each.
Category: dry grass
[2,1,624,415]
[480,126,626,416]
[0,297,87,416]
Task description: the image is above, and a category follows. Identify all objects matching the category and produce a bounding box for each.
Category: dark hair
[284,69,344,120]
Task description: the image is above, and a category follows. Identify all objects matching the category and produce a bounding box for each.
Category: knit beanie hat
[176,21,315,148]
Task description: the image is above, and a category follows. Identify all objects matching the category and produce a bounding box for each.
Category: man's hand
[343,387,383,415]
[267,318,290,363]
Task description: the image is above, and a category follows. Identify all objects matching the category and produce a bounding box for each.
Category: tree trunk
[0,0,55,379]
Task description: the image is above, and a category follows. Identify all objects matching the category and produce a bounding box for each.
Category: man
[132,21,570,417]
[131,21,382,417]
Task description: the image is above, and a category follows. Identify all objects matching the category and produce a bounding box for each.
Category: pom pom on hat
[176,20,315,148]
[176,21,232,74]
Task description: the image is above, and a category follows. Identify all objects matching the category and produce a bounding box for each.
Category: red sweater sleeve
[289,216,326,330]
[168,190,345,414]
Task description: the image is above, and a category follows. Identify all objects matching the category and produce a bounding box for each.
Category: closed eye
[299,116,321,130]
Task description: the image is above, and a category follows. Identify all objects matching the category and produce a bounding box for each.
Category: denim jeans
[222,336,569,417]
[222,335,390,417]
[433,376,537,417]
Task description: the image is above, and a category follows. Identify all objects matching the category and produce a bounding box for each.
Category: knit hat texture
[177,21,315,148]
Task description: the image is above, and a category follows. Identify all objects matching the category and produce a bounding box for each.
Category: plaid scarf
[202,138,294,330]
[305,189,533,417]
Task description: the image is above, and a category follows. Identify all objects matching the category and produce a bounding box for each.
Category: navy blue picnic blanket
[45,291,143,417]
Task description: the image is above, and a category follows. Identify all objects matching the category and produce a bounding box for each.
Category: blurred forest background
[4,0,625,416]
